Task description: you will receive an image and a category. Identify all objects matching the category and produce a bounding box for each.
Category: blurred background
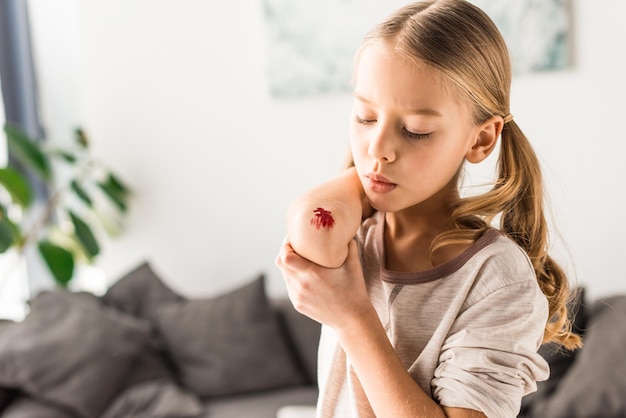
[1,0,625,311]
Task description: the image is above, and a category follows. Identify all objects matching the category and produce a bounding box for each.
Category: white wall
[26,0,626,301]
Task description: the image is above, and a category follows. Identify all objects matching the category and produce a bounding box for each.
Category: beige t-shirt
[316,212,550,418]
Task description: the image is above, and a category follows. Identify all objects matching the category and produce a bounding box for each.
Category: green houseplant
[0,124,130,287]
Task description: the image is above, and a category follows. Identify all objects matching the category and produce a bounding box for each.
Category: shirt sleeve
[431,280,550,418]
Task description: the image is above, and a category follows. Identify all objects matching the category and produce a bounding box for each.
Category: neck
[382,184,460,272]
[385,184,457,241]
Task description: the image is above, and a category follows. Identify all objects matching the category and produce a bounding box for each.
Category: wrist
[333,303,381,343]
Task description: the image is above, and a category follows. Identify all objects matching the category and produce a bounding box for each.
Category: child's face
[349,42,481,215]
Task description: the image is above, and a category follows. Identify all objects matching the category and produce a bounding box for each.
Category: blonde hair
[359,0,581,349]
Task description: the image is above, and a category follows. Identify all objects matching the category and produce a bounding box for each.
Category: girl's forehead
[355,45,451,102]
[356,43,447,88]
[355,41,473,115]
[359,41,436,70]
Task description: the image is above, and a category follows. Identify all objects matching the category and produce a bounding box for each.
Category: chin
[366,196,399,214]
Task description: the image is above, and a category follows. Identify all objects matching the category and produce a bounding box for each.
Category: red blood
[310,207,334,229]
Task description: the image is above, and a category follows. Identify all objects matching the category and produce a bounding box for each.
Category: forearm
[336,307,447,417]
[287,167,368,268]
[336,308,486,418]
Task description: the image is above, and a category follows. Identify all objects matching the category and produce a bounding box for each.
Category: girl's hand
[275,237,372,329]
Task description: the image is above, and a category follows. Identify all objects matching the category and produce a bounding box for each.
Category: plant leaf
[98,173,130,212]
[70,180,93,206]
[4,124,52,182]
[47,226,89,264]
[38,240,74,286]
[52,149,78,164]
[74,127,89,148]
[0,206,22,248]
[93,208,123,237]
[107,172,129,195]
[69,211,99,259]
[0,167,33,207]
[0,216,15,253]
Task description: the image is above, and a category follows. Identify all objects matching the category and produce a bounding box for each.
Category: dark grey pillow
[0,396,75,418]
[0,319,18,413]
[154,275,306,398]
[121,345,177,390]
[0,290,151,418]
[102,261,184,319]
[0,388,17,414]
[273,299,321,384]
[101,380,203,418]
[532,294,626,418]
[102,261,183,382]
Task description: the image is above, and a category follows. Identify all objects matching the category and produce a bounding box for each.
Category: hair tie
[502,113,514,124]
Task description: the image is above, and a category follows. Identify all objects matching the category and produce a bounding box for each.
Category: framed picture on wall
[262,0,571,98]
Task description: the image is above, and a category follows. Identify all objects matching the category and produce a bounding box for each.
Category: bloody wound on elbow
[310,207,335,229]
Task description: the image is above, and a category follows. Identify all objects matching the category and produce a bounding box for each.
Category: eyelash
[354,115,431,140]
[354,115,375,125]
[402,128,431,140]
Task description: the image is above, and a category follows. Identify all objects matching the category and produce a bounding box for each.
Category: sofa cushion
[100,380,203,418]
[273,299,321,384]
[102,261,184,319]
[0,320,17,414]
[102,261,183,388]
[0,396,76,418]
[0,290,151,418]
[530,294,626,418]
[205,385,318,418]
[154,274,306,398]
[121,345,177,389]
[0,388,17,414]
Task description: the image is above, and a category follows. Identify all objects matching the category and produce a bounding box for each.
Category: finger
[275,238,294,263]
[276,240,305,273]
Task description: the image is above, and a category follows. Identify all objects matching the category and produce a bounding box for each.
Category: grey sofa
[2,261,625,418]
[519,288,626,418]
[0,262,320,418]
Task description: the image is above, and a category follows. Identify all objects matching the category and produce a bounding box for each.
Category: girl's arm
[337,300,487,418]
[287,167,370,268]
[276,241,487,418]
[276,241,486,418]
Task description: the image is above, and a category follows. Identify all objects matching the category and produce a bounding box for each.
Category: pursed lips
[365,172,397,193]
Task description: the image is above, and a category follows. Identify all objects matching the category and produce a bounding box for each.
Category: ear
[465,116,503,164]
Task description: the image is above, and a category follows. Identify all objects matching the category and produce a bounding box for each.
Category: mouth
[365,173,397,194]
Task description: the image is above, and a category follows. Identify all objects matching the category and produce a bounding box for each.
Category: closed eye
[356,115,431,140]
[403,128,431,140]
[355,115,376,124]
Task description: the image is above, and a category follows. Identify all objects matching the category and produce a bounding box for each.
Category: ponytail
[499,121,581,349]
[433,120,582,350]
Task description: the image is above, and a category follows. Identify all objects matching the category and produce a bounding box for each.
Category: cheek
[348,136,368,177]
[349,124,365,156]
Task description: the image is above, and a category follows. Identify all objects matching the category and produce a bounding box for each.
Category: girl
[275,1,581,417]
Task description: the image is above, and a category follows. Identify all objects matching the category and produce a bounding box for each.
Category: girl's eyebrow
[353,92,442,117]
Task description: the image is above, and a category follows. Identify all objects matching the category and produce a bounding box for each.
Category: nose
[367,123,396,163]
